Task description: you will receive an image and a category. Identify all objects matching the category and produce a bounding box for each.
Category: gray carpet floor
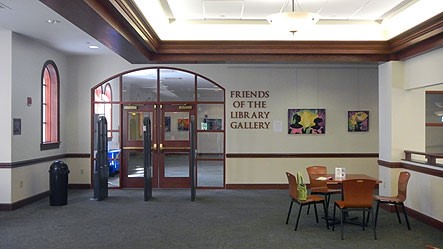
[0,189,441,249]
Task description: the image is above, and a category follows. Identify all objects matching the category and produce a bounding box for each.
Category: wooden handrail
[404,150,443,166]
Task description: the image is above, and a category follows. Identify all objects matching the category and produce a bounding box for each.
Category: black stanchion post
[94,116,109,201]
[144,117,152,201]
[190,115,197,202]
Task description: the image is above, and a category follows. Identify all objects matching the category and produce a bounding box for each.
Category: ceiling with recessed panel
[135,0,442,40]
[0,0,442,63]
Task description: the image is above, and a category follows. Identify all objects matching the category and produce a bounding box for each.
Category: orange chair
[285,172,329,231]
[332,179,377,240]
[306,166,341,209]
[373,171,411,230]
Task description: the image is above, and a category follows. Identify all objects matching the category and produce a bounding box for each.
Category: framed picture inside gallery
[348,110,369,132]
[288,109,326,134]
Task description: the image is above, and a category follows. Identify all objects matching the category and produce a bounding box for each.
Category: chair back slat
[397,171,411,202]
[306,166,328,188]
[286,172,298,199]
[342,179,376,207]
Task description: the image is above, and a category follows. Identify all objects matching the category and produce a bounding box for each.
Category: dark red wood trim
[149,53,387,64]
[40,142,61,151]
[402,163,443,178]
[0,191,49,211]
[226,183,376,190]
[0,153,91,169]
[377,160,403,168]
[380,204,443,232]
[65,153,91,158]
[226,184,288,189]
[109,0,161,52]
[388,13,443,56]
[426,91,443,94]
[426,123,443,127]
[69,184,91,189]
[378,159,443,178]
[226,153,378,158]
[405,206,443,232]
[157,40,390,55]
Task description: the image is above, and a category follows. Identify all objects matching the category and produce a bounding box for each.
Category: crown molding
[41,0,443,64]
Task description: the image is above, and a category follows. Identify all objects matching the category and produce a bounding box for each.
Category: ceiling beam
[40,0,152,64]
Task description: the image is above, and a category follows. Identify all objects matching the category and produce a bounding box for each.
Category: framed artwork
[207,119,222,130]
[288,109,326,134]
[177,118,190,131]
[13,118,21,135]
[164,116,171,132]
[348,110,369,132]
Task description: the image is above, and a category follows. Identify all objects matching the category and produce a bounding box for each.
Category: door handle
[159,143,164,151]
[122,146,143,150]
[152,143,157,150]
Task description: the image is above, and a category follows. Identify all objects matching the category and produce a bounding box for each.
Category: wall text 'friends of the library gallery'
[229,90,270,129]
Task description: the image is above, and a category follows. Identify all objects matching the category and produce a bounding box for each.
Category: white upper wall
[11,33,68,161]
[0,31,13,162]
[404,47,443,89]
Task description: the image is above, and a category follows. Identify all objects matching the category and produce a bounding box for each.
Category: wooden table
[311,173,381,184]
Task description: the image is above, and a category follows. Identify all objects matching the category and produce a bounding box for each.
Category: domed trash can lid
[49,161,70,174]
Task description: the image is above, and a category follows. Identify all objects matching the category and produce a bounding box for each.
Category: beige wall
[378,47,443,222]
[227,158,378,184]
[11,163,49,203]
[66,58,379,186]
[0,169,12,203]
[0,32,69,205]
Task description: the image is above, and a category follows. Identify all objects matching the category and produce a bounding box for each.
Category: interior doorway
[122,103,194,188]
[91,67,225,189]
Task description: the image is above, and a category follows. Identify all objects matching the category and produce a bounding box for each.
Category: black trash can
[49,161,70,206]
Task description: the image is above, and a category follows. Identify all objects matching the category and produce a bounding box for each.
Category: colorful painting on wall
[348,110,369,132]
[288,109,326,134]
[177,118,190,131]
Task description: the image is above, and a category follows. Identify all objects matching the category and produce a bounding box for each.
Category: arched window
[94,83,112,138]
[41,60,60,150]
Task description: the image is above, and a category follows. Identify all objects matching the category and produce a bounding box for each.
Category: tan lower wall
[226,157,379,184]
[11,162,49,203]
[64,158,91,185]
[0,169,11,203]
[4,157,91,204]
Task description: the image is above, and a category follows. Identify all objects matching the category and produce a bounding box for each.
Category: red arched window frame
[41,60,60,150]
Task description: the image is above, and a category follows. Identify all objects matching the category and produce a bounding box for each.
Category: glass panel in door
[159,105,193,188]
[122,106,157,188]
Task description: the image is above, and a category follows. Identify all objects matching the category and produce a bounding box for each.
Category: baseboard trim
[69,184,91,189]
[0,191,49,211]
[380,203,443,231]
[226,184,288,189]
[226,183,376,190]
[406,206,443,231]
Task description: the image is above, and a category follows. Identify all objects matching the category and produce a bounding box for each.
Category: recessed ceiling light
[46,19,60,24]
[88,45,99,49]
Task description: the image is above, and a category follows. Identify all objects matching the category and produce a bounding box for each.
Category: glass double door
[122,104,193,188]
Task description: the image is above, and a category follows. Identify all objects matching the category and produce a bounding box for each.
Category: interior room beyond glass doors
[92,67,225,189]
